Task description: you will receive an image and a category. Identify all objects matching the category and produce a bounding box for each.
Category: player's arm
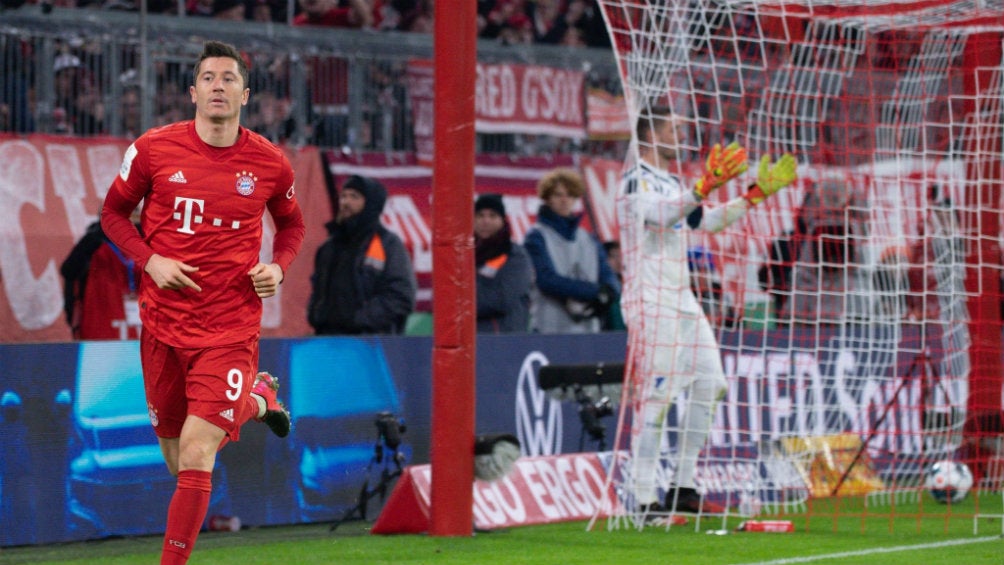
[102,141,202,293]
[253,175,305,298]
[265,177,306,275]
[744,153,798,206]
[101,144,154,268]
[637,142,748,230]
[698,198,753,233]
[693,142,749,200]
[635,188,702,228]
[699,153,798,233]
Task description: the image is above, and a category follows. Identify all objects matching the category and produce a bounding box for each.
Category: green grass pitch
[3,495,1002,565]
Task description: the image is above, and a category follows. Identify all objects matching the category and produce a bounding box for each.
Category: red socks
[161,469,212,565]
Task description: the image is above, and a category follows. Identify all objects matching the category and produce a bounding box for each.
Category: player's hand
[249,262,284,298]
[145,254,201,292]
[694,142,749,200]
[745,153,797,205]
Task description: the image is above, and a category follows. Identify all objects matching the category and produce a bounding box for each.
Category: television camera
[538,362,622,451]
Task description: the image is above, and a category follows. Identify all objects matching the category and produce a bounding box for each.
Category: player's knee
[177,440,219,472]
[711,374,727,401]
[165,460,180,477]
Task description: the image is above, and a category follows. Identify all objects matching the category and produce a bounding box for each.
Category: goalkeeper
[617,107,796,519]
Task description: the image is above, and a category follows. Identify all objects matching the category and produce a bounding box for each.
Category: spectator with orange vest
[474,193,533,333]
[308,175,416,334]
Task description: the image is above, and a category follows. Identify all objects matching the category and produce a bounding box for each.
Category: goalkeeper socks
[631,399,668,505]
[162,469,212,565]
[677,379,718,488]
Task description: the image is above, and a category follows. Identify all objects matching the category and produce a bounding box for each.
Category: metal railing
[1,6,621,156]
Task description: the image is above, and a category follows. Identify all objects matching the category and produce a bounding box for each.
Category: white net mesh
[595,0,1004,529]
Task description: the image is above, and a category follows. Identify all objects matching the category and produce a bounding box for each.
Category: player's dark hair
[635,105,674,143]
[193,40,249,88]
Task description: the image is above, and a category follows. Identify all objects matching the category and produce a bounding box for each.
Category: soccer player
[617,106,796,520]
[99,41,305,564]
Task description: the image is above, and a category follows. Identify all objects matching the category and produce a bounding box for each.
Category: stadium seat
[404,312,433,336]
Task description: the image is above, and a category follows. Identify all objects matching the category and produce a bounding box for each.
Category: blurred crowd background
[0,0,625,158]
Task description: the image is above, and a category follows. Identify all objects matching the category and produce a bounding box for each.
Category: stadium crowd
[0,0,616,154]
[4,0,611,44]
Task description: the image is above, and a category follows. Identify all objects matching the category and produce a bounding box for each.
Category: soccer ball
[925,460,973,504]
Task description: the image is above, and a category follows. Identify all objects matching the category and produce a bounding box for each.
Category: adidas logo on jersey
[219,408,234,422]
[169,170,187,183]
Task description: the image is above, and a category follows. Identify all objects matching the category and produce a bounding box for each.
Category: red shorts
[140,331,259,442]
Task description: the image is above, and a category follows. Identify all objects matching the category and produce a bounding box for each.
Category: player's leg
[631,367,672,508]
[159,438,180,476]
[160,339,256,565]
[630,306,684,510]
[250,370,291,438]
[666,312,727,513]
[141,331,188,476]
[162,416,225,565]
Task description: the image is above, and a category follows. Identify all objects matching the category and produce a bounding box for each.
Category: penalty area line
[729,535,1002,565]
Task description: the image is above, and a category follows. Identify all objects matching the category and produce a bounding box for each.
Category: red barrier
[371,452,619,534]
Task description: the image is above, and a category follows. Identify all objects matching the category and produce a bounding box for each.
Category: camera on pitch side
[375,411,406,450]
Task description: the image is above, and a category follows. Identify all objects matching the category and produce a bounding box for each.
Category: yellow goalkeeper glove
[745,153,798,205]
[694,142,749,200]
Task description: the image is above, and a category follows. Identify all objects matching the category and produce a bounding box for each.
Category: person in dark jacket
[474,193,533,333]
[308,175,416,334]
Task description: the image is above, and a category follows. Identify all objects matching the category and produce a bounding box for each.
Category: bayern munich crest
[235,170,258,196]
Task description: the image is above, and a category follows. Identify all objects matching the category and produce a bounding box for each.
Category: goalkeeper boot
[665,486,726,515]
[251,371,291,438]
[639,502,688,526]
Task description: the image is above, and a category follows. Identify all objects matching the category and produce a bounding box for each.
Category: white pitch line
[729,536,1003,565]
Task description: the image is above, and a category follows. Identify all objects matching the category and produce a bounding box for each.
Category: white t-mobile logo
[173,196,205,234]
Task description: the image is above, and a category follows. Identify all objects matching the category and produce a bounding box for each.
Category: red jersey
[102,121,305,348]
[78,242,144,340]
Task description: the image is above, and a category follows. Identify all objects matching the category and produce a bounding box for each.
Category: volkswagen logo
[515,351,563,456]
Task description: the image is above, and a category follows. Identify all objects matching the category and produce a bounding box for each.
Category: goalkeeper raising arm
[616,106,796,521]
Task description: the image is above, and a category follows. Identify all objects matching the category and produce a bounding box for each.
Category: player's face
[474,209,505,240]
[652,117,686,162]
[191,57,249,123]
[337,188,366,222]
[545,184,578,218]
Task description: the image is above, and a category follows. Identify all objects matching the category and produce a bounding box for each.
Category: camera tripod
[329,434,406,532]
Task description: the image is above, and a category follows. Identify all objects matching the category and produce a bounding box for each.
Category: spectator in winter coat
[474,193,534,333]
[308,175,416,334]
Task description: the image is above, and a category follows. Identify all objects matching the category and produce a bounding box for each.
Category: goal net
[595,0,1004,529]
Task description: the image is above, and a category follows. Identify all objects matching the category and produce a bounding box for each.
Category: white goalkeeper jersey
[617,159,751,316]
[617,160,703,314]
